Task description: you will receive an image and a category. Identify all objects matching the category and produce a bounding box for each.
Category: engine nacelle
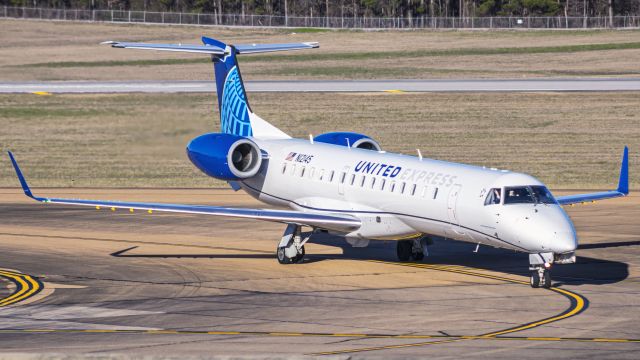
[187,133,262,181]
[314,132,381,151]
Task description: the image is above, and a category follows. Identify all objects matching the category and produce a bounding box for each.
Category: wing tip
[7,151,35,199]
[618,146,629,195]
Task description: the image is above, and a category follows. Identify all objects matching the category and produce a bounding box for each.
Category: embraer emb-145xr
[8,37,630,289]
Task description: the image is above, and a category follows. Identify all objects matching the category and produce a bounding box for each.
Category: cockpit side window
[484,188,502,205]
[531,186,557,204]
[504,186,534,204]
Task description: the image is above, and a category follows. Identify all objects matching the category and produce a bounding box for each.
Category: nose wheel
[530,267,552,289]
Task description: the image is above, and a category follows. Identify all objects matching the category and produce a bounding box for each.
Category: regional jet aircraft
[8,37,629,289]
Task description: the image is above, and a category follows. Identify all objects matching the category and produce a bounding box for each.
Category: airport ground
[1,18,639,358]
[1,92,638,189]
[1,20,640,81]
[0,188,639,358]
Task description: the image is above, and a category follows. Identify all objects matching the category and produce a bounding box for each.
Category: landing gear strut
[529,253,553,289]
[277,224,308,264]
[397,238,428,262]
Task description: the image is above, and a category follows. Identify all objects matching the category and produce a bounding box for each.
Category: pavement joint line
[2,263,637,353]
[307,260,590,355]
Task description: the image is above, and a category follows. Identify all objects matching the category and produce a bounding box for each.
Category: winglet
[617,146,629,195]
[7,151,35,199]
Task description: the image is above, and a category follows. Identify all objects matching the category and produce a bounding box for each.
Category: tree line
[2,0,639,18]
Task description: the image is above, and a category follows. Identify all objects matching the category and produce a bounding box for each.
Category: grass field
[0,92,637,189]
[2,19,640,80]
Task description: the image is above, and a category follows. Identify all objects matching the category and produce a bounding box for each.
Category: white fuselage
[240,138,577,256]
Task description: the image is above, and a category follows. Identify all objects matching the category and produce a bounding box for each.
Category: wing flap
[7,152,360,233]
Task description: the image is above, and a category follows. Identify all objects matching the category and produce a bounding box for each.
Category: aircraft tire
[397,240,412,262]
[530,271,541,288]
[277,246,293,264]
[543,270,552,289]
[293,246,305,264]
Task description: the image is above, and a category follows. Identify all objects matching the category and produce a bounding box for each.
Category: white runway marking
[1,78,640,93]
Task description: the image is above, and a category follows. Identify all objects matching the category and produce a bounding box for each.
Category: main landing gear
[397,238,428,262]
[529,253,553,289]
[276,224,309,264]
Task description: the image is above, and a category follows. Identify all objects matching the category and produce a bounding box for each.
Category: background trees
[1,0,638,18]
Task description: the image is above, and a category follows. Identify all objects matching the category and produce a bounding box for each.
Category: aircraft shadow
[110,246,275,259]
[109,234,629,286]
[307,233,630,287]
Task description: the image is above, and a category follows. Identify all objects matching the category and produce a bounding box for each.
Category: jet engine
[314,132,381,151]
[187,133,263,180]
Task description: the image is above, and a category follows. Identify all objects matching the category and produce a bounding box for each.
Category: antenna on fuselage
[309,134,314,144]
[346,137,351,149]
[417,149,423,161]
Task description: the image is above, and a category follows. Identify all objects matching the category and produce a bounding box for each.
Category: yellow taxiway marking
[31,91,52,96]
[383,89,405,94]
[311,260,589,355]
[1,262,635,353]
[0,269,44,307]
[0,328,636,344]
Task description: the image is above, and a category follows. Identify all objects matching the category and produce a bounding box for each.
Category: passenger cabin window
[329,170,335,182]
[370,177,376,189]
[281,163,287,174]
[484,188,502,205]
[433,187,439,199]
[411,184,417,196]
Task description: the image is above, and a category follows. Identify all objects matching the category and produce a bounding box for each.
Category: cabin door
[447,184,464,234]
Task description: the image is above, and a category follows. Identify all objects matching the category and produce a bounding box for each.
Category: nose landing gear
[529,253,554,289]
[530,266,552,289]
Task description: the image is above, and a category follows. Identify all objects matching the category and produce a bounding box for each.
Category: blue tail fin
[202,37,253,137]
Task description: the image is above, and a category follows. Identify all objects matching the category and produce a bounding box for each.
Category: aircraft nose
[551,229,578,253]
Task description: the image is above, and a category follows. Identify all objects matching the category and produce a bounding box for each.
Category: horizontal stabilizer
[102,39,319,56]
[235,42,319,54]
[556,146,630,205]
[101,41,226,55]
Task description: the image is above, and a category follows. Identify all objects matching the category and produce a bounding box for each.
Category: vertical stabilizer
[203,36,254,137]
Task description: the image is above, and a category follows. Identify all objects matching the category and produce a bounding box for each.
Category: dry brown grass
[1,19,640,80]
[0,92,637,189]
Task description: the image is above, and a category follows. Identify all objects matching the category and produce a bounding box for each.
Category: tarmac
[0,187,638,358]
[2,78,640,93]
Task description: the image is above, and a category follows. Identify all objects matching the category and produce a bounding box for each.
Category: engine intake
[187,133,262,181]
[314,132,381,151]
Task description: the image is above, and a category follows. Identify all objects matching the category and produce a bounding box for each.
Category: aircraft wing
[555,147,629,205]
[7,152,360,233]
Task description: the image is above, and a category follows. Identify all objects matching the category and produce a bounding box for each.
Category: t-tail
[102,37,318,139]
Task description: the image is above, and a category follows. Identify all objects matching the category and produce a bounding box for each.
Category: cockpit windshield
[504,186,557,205]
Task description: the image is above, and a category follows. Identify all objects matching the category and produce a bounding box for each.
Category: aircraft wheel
[412,251,425,261]
[277,246,293,264]
[397,240,412,262]
[543,270,552,289]
[530,271,541,288]
[293,246,305,264]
